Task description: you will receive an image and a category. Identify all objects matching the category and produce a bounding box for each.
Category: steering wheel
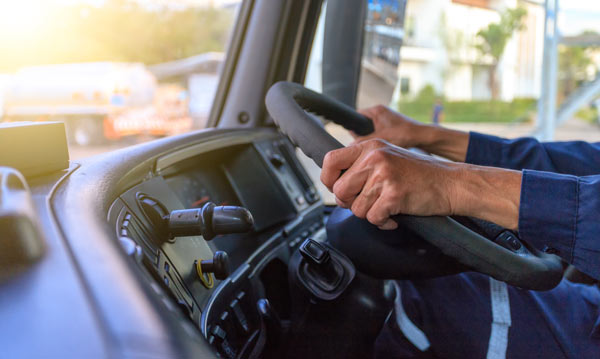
[265,81,563,291]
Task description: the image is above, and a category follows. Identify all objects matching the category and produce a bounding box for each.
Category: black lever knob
[200,251,230,280]
[257,298,282,346]
[211,205,254,237]
[299,239,341,285]
[166,202,254,240]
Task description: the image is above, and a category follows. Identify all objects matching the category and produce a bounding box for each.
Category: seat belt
[486,278,511,359]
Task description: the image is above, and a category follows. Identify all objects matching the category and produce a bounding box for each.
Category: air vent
[117,208,159,266]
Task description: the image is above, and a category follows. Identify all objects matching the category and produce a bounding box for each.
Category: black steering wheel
[265,81,563,291]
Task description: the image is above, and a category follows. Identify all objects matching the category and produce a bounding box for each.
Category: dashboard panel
[107,131,325,358]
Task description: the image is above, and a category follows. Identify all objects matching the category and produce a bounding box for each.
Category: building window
[400,77,410,95]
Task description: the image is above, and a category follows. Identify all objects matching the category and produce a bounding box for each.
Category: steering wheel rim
[266,81,563,291]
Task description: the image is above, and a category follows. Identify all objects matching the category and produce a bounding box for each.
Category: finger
[350,177,382,219]
[378,219,398,231]
[335,196,351,209]
[333,165,369,203]
[366,195,398,230]
[320,145,363,190]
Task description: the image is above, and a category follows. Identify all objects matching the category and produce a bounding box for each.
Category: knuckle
[366,211,385,225]
[332,180,349,200]
[351,201,367,219]
[323,150,335,167]
[368,147,387,162]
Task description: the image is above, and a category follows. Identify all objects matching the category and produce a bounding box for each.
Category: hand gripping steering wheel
[265,81,563,291]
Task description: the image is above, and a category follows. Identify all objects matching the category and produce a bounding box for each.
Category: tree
[558,30,599,101]
[0,0,236,71]
[475,7,527,100]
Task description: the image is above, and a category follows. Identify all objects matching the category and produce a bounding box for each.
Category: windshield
[0,0,241,160]
[305,0,600,204]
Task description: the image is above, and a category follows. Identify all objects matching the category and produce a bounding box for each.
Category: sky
[0,0,597,36]
[557,0,600,36]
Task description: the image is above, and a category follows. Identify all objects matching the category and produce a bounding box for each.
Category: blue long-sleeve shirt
[465,132,600,281]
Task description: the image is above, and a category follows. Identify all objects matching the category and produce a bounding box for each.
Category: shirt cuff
[465,132,506,167]
[518,169,578,262]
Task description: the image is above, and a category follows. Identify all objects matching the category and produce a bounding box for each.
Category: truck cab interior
[0,0,587,358]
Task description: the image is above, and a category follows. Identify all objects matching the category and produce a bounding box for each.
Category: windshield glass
[0,0,241,160]
[356,0,600,142]
[306,0,600,204]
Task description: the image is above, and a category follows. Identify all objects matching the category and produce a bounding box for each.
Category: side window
[304,0,600,204]
[355,0,600,144]
[0,1,241,158]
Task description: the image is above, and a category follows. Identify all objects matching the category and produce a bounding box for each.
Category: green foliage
[0,0,235,71]
[558,42,597,98]
[396,97,536,124]
[475,7,527,63]
[575,106,599,124]
[415,84,438,103]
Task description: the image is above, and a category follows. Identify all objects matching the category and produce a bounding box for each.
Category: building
[394,0,544,101]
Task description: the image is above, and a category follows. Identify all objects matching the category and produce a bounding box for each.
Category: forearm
[466,132,600,175]
[416,125,470,162]
[450,164,522,230]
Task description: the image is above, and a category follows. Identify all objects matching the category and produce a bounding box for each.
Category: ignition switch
[195,251,230,288]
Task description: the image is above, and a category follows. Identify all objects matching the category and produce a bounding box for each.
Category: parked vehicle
[2,62,156,145]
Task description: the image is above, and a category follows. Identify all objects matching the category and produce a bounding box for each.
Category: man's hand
[355,105,429,148]
[356,105,470,162]
[321,139,461,230]
[321,139,523,230]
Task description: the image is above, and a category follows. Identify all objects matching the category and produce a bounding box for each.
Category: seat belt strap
[486,278,511,359]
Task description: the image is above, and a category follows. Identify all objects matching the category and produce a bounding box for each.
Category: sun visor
[0,122,70,178]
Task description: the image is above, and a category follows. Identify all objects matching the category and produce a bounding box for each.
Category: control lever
[257,298,283,347]
[166,202,254,240]
[292,238,355,301]
[299,239,343,287]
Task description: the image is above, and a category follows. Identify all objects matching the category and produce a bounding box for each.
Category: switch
[230,299,250,334]
[269,153,285,168]
[210,325,236,359]
[495,231,522,251]
[300,239,329,265]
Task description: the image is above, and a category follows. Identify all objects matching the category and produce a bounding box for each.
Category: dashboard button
[210,325,236,359]
[211,325,227,340]
[220,311,230,322]
[230,299,250,334]
[269,153,285,168]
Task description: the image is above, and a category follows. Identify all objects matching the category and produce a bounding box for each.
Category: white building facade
[397,0,545,101]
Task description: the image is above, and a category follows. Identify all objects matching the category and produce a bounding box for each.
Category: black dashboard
[106,130,325,358]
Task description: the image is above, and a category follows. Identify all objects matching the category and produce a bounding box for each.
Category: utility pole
[536,0,560,141]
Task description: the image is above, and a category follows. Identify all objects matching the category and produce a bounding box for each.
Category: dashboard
[106,130,326,358]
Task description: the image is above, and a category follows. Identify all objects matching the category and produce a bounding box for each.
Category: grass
[395,98,537,124]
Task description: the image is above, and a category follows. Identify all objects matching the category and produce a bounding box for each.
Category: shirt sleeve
[519,169,600,280]
[466,132,600,176]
